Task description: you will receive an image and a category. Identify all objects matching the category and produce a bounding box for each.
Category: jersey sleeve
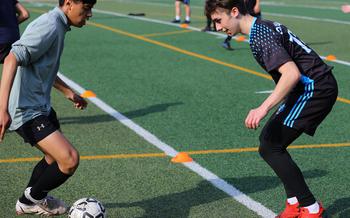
[11,20,57,66]
[261,30,292,72]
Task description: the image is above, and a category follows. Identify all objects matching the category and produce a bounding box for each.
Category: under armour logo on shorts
[36,124,45,131]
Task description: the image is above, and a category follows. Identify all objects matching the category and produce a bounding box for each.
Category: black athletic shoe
[171,19,181,23]
[222,41,233,50]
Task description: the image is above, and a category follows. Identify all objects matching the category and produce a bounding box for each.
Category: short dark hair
[205,0,247,18]
[59,0,96,7]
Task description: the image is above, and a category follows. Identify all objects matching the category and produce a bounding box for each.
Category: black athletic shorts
[269,72,338,136]
[0,43,12,64]
[16,108,61,146]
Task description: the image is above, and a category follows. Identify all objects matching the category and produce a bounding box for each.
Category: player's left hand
[69,93,88,110]
[245,106,268,129]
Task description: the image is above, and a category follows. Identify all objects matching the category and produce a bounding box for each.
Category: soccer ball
[68,198,106,218]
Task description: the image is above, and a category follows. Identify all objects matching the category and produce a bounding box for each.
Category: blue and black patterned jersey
[249,18,332,88]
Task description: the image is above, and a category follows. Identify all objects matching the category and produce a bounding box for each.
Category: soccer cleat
[276,201,300,218]
[299,203,326,218]
[24,187,68,215]
[183,20,191,24]
[171,19,180,23]
[222,41,233,50]
[16,200,51,216]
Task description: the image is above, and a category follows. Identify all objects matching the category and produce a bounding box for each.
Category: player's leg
[258,120,317,218]
[172,0,181,23]
[183,0,191,23]
[222,35,233,50]
[16,109,58,205]
[23,130,79,215]
[15,109,76,215]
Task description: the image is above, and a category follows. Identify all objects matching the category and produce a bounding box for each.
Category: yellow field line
[142,29,193,37]
[87,21,273,80]
[28,9,350,104]
[28,8,47,13]
[336,96,350,104]
[80,153,166,160]
[186,142,350,155]
[1,142,349,163]
[88,22,350,105]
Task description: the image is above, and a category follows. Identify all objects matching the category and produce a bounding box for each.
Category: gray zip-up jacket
[9,7,70,130]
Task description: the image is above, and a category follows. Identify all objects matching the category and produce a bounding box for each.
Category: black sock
[19,158,50,205]
[30,162,71,200]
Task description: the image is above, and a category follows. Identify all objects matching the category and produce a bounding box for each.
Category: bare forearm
[54,76,74,98]
[0,53,18,111]
[16,3,30,24]
[260,62,301,111]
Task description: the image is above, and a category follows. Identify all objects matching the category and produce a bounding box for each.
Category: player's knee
[61,149,80,174]
[258,133,273,160]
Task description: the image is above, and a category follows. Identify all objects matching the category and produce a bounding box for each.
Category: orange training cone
[171,152,193,163]
[325,55,336,61]
[180,23,189,28]
[80,90,96,98]
[235,35,246,42]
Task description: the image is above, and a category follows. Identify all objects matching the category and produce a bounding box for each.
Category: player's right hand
[0,110,11,142]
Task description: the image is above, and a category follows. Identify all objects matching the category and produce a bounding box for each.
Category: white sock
[185,16,190,21]
[287,197,298,205]
[175,16,180,20]
[304,202,320,214]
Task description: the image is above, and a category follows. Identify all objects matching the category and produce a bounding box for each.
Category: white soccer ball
[68,198,106,218]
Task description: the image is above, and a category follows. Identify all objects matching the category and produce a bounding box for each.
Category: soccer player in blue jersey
[0,0,96,215]
[172,0,191,24]
[205,0,338,217]
[0,0,30,63]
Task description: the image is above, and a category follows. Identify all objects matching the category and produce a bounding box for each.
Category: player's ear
[65,0,73,8]
[230,7,239,17]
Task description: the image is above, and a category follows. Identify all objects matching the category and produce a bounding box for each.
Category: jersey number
[287,30,312,53]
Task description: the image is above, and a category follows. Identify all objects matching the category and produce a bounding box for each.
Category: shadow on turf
[59,102,183,124]
[223,169,328,194]
[327,197,350,218]
[104,180,236,217]
[122,102,183,118]
[103,169,327,217]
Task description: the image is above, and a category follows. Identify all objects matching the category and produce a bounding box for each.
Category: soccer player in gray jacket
[0,0,96,215]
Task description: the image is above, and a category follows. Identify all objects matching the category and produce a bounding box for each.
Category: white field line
[27,1,350,67]
[58,72,276,218]
[104,0,343,11]
[255,90,274,94]
[93,8,350,67]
